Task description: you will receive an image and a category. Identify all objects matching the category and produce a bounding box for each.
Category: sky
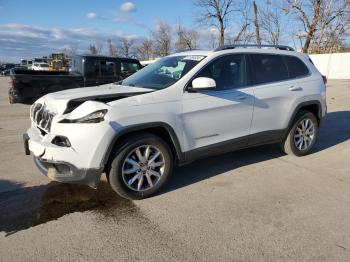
[0,0,198,62]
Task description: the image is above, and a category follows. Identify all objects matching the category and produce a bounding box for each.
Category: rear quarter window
[284,56,310,78]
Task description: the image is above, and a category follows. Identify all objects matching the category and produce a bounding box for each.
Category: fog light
[52,136,71,147]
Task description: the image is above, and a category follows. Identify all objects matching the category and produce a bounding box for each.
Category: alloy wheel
[293,118,315,151]
[122,145,165,192]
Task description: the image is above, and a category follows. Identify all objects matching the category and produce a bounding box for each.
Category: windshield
[121,55,205,89]
[40,64,48,67]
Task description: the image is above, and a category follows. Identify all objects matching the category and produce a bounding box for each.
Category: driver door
[181,54,254,153]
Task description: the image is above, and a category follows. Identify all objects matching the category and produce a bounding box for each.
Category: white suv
[24,45,327,199]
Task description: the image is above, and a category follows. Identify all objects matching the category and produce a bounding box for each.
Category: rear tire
[107,133,173,200]
[281,111,318,156]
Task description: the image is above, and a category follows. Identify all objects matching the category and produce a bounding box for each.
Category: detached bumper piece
[34,157,103,188]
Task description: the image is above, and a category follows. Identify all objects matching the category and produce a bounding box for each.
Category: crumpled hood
[37,83,153,114]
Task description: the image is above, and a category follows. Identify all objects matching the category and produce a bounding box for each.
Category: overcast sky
[0,0,198,62]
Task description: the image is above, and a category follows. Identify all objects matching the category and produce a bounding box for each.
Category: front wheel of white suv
[107,133,173,200]
[281,111,319,156]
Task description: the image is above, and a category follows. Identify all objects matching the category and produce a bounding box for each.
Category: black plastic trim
[183,129,285,163]
[215,44,295,52]
[23,133,30,155]
[184,136,248,163]
[286,100,323,133]
[102,122,184,167]
[247,130,285,147]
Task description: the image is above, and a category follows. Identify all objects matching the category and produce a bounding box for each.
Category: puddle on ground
[0,181,137,236]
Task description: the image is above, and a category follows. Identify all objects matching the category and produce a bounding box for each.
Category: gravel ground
[0,76,349,261]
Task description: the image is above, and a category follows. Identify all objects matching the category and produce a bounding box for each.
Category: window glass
[196,54,246,90]
[122,55,204,90]
[284,56,309,78]
[105,61,116,76]
[121,62,141,73]
[252,54,289,84]
[100,60,116,76]
[93,60,100,76]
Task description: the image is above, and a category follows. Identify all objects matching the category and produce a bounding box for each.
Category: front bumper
[33,156,103,188]
[24,121,117,188]
[24,132,103,188]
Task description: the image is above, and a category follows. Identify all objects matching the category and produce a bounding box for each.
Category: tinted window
[252,54,288,84]
[94,60,100,75]
[121,62,140,73]
[100,60,117,76]
[196,54,246,90]
[285,56,309,78]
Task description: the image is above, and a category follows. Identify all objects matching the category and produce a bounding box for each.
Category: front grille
[30,103,55,132]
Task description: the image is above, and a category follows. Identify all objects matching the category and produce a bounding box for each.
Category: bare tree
[88,44,98,55]
[107,39,117,57]
[230,24,253,44]
[175,22,199,51]
[285,0,350,53]
[118,37,135,58]
[228,0,253,44]
[152,21,172,57]
[313,0,350,53]
[136,38,154,61]
[260,0,283,45]
[61,44,78,57]
[285,0,323,53]
[194,0,236,45]
[252,0,262,44]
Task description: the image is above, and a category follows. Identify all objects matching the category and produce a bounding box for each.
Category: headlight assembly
[59,109,108,124]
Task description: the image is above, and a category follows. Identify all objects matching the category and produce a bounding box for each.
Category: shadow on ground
[0,111,349,236]
[312,111,350,152]
[0,181,137,236]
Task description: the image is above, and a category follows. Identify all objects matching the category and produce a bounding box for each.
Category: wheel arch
[102,122,184,171]
[286,100,322,132]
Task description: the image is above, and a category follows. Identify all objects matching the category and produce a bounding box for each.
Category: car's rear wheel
[281,111,318,156]
[107,133,173,200]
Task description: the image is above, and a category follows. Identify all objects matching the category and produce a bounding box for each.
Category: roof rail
[214,44,295,52]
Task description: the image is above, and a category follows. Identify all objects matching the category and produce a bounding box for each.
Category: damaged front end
[24,84,154,187]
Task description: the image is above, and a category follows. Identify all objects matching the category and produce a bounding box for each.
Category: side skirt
[180,129,285,165]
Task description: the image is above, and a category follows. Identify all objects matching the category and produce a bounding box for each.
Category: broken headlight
[59,109,108,124]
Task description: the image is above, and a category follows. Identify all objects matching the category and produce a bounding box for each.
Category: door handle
[289,86,303,91]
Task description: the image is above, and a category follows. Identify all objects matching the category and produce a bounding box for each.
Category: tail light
[322,75,327,85]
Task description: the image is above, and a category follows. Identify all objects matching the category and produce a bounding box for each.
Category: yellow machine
[48,53,70,72]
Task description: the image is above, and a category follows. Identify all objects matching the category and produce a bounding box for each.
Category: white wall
[309,53,350,79]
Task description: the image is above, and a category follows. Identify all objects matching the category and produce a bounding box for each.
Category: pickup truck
[9,55,142,104]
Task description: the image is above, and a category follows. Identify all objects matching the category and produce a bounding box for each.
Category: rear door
[248,53,309,144]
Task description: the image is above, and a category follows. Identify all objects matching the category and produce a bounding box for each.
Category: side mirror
[191,77,216,90]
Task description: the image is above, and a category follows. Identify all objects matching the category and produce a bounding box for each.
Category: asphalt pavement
[0,76,350,261]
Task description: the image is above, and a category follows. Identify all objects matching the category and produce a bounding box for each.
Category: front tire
[107,133,173,200]
[281,111,318,156]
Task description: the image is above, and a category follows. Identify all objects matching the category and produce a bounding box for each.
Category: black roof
[76,54,140,62]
